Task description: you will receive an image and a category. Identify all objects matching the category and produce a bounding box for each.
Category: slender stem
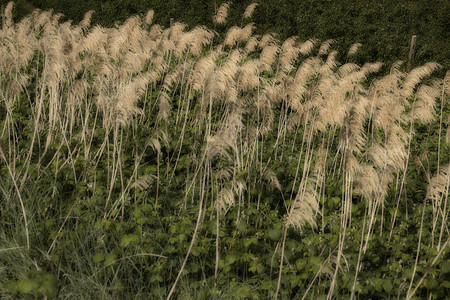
[1,153,30,250]
[275,225,288,300]
[166,162,206,300]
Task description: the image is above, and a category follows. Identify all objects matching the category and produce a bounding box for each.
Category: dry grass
[0,1,448,299]
[243,3,258,19]
[213,2,231,25]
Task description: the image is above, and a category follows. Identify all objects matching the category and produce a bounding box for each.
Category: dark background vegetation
[4,0,449,75]
[0,0,449,298]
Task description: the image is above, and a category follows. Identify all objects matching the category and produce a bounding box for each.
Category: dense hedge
[6,0,449,74]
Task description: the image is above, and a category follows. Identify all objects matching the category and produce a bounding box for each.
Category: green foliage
[9,271,57,298]
[0,2,449,299]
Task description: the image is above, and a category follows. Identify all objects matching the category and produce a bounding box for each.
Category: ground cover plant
[0,2,449,299]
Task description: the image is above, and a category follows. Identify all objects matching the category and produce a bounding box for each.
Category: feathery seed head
[367,143,389,169]
[215,167,233,182]
[190,51,218,91]
[263,168,281,191]
[244,36,259,54]
[206,52,240,101]
[145,9,154,25]
[314,148,328,175]
[344,152,359,175]
[79,10,94,30]
[411,85,440,123]
[149,24,163,40]
[217,187,234,212]
[51,12,64,25]
[354,164,381,200]
[3,2,14,28]
[188,26,214,55]
[402,62,441,98]
[299,38,317,55]
[149,138,162,154]
[243,3,258,19]
[319,50,338,77]
[348,43,362,56]
[34,10,52,31]
[279,36,300,72]
[158,91,171,121]
[318,39,335,56]
[286,177,319,231]
[206,111,243,161]
[213,2,231,25]
[286,58,319,108]
[281,36,298,52]
[169,22,187,41]
[122,15,141,32]
[339,97,368,156]
[224,26,242,46]
[361,62,383,75]
[259,33,277,48]
[131,175,156,190]
[82,26,108,53]
[337,63,359,77]
[426,164,449,202]
[259,44,279,72]
[237,59,259,92]
[239,22,255,43]
[114,76,148,123]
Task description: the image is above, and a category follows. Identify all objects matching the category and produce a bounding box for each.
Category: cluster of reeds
[0,2,448,298]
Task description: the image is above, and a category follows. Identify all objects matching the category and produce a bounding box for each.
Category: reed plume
[348,43,362,56]
[318,39,335,56]
[213,2,231,25]
[259,33,277,48]
[299,38,317,55]
[402,62,441,98]
[279,36,300,72]
[79,10,94,30]
[237,59,259,92]
[144,9,154,25]
[426,164,449,202]
[263,168,281,191]
[243,3,258,19]
[259,44,279,73]
[286,176,319,230]
[411,84,440,123]
[244,35,258,54]
[2,2,14,28]
[223,25,242,46]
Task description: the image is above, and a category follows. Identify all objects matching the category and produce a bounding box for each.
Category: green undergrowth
[1,98,449,299]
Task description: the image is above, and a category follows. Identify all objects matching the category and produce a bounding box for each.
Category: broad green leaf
[440,260,450,273]
[38,275,57,298]
[150,274,163,283]
[17,278,39,294]
[120,234,139,248]
[382,279,393,293]
[104,253,118,266]
[225,254,237,264]
[92,253,104,263]
[372,278,383,292]
[268,228,282,241]
[295,258,307,271]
